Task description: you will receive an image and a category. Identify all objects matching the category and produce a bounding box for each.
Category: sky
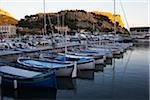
[0,0,149,29]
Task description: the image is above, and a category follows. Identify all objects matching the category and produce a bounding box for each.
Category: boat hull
[95,57,105,65]
[1,71,56,89]
[77,60,95,70]
[17,57,75,78]
[55,66,74,77]
[112,50,121,55]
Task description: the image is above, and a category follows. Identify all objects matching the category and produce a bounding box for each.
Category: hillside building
[0,24,16,38]
[130,27,150,39]
[55,26,70,33]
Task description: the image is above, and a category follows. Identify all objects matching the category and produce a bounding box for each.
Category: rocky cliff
[18,10,129,34]
[0,9,18,25]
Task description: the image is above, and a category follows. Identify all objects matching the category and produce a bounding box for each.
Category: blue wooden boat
[0,65,56,89]
[17,57,75,78]
[43,54,95,70]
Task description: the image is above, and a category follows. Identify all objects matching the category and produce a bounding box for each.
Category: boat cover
[21,60,69,68]
[0,66,41,78]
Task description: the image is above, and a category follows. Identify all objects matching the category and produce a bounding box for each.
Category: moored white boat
[69,50,105,65]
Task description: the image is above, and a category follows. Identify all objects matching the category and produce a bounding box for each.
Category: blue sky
[0,0,149,29]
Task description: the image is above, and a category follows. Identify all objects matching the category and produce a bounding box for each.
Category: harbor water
[0,43,149,100]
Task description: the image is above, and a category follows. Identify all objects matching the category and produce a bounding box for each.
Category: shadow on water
[0,87,57,100]
[56,78,76,90]
[0,78,77,100]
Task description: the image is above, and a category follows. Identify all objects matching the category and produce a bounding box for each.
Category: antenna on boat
[43,0,47,36]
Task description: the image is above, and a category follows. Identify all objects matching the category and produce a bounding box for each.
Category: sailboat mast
[114,0,116,35]
[57,14,60,33]
[43,0,47,35]
[63,13,67,54]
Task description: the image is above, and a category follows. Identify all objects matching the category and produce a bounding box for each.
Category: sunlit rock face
[94,11,124,27]
[0,9,18,25]
[0,9,13,18]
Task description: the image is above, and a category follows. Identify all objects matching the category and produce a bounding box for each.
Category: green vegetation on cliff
[18,10,129,34]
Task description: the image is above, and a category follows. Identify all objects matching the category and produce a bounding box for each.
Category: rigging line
[119,0,130,31]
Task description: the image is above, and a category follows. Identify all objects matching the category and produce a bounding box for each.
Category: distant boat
[90,45,123,55]
[17,57,75,78]
[87,47,114,58]
[68,50,106,65]
[0,65,56,89]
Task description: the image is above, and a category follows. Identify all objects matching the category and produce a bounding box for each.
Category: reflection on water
[77,70,95,80]
[95,64,105,72]
[113,53,124,59]
[105,58,113,65]
[0,44,149,100]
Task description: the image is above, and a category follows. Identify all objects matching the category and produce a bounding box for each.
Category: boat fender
[72,61,77,78]
[14,80,17,89]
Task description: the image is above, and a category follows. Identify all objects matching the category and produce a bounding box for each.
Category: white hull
[95,58,104,65]
[105,53,113,58]
[56,67,73,77]
[77,61,95,70]
[112,50,120,55]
